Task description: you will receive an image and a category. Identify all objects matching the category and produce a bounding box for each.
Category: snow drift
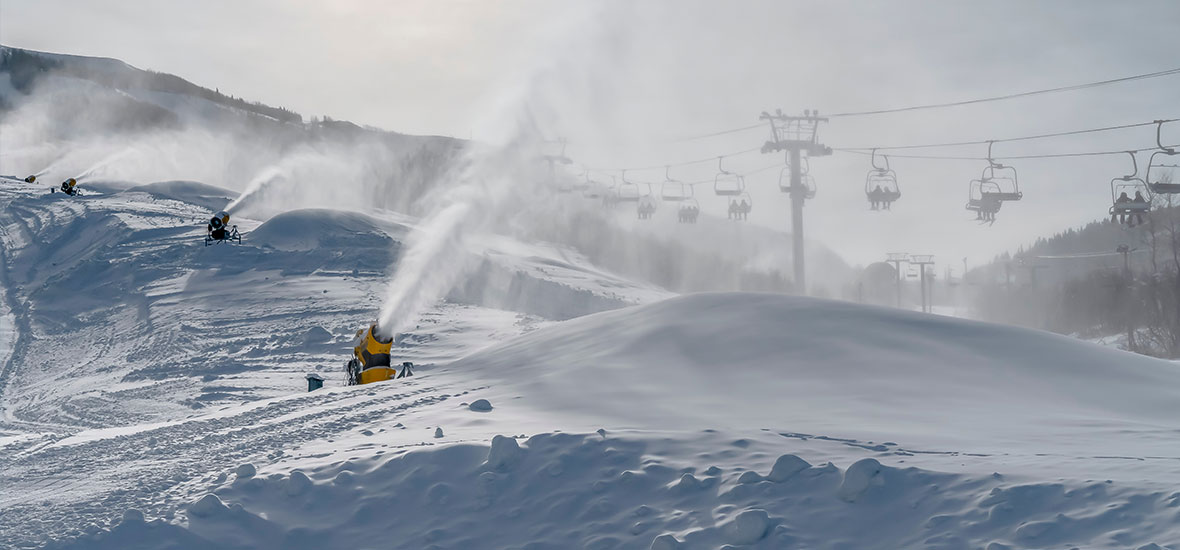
[449,292,1180,462]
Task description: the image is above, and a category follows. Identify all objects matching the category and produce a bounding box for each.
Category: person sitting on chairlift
[1131,191,1147,226]
[1113,192,1131,225]
[871,185,883,210]
[738,199,750,221]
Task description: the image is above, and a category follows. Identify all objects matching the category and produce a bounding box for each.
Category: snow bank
[247,208,395,252]
[125,180,238,211]
[450,292,1180,456]
[52,431,1180,549]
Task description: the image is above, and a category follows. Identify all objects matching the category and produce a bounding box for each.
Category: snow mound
[247,208,393,252]
[125,180,238,211]
[54,431,1180,549]
[452,292,1180,452]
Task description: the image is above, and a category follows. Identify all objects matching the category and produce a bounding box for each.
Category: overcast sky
[3,0,1179,271]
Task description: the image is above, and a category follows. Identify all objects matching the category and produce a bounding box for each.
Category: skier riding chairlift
[1112,191,1147,227]
[870,185,884,210]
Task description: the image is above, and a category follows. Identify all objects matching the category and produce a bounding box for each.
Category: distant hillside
[968,208,1165,288]
[0,45,466,218]
[968,202,1180,358]
[0,45,300,123]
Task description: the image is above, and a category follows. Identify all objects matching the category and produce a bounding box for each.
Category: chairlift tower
[885,252,909,308]
[761,109,832,293]
[910,254,935,313]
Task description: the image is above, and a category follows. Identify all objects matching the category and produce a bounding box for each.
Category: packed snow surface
[1,174,1179,549]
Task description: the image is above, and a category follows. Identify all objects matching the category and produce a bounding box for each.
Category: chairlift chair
[966,179,1003,214]
[677,197,701,224]
[661,167,693,202]
[978,142,1022,202]
[1146,121,1180,194]
[582,173,604,200]
[637,184,658,220]
[726,191,753,221]
[978,163,1022,202]
[865,150,900,209]
[713,157,746,196]
[1110,152,1152,223]
[776,160,817,200]
[616,171,641,202]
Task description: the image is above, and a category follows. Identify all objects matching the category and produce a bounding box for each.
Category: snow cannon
[204,210,241,246]
[24,175,36,183]
[58,178,78,196]
[345,323,413,385]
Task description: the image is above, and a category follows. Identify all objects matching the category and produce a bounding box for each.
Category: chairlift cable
[827,67,1180,118]
[838,118,1179,152]
[835,143,1180,161]
[661,66,1180,142]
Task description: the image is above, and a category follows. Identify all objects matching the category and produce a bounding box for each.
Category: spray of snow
[371,2,627,339]
[75,147,136,181]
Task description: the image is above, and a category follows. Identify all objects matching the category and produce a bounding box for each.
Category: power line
[838,119,1178,152]
[663,65,1180,142]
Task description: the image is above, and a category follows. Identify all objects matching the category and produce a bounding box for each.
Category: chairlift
[713,157,746,196]
[966,142,1020,222]
[727,191,752,221]
[677,197,701,224]
[966,179,1003,221]
[776,157,817,200]
[616,170,641,202]
[661,166,693,201]
[601,176,620,208]
[637,183,657,220]
[980,142,1022,202]
[581,173,605,200]
[865,149,900,210]
[1110,151,1151,226]
[1146,120,1180,194]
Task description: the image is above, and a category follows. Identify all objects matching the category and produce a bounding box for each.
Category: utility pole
[886,252,909,308]
[760,109,831,294]
[910,254,935,313]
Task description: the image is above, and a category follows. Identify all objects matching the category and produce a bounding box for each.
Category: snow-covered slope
[0,176,663,430]
[2,179,1178,548]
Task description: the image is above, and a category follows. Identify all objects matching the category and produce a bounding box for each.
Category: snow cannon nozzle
[24,175,36,183]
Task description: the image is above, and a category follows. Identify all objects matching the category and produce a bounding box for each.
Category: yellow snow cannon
[24,175,36,183]
[345,323,413,385]
[59,178,78,196]
[205,210,241,245]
